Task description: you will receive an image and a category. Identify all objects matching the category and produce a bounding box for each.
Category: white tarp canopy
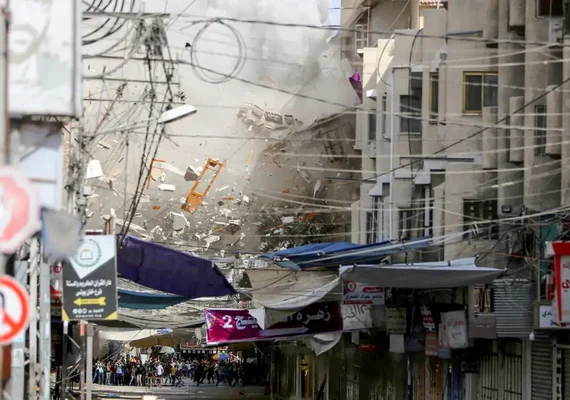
[97,328,160,342]
[339,258,505,289]
[246,269,341,329]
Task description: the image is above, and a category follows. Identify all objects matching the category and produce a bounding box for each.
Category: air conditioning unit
[549,19,564,45]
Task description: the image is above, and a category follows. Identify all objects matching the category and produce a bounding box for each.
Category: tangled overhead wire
[83,0,136,45]
[187,19,247,84]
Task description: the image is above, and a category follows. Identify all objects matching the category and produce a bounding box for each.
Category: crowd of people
[92,354,268,388]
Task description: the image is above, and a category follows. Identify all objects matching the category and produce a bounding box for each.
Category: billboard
[9,0,81,117]
[204,302,342,345]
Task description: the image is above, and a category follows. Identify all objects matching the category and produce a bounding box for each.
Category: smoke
[82,0,358,251]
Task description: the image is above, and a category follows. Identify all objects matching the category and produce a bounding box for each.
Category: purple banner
[204,302,342,345]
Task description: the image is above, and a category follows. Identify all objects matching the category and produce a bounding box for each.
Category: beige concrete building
[348,0,566,265]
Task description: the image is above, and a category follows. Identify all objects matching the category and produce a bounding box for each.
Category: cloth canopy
[339,257,505,289]
[129,333,182,348]
[93,310,204,330]
[97,328,160,342]
[118,288,191,310]
[246,269,341,329]
[258,237,431,269]
[117,235,236,298]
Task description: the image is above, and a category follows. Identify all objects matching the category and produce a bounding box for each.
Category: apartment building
[346,1,570,398]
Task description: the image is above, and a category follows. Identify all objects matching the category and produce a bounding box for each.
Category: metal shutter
[316,353,328,400]
[564,349,570,399]
[429,358,445,400]
[531,333,553,400]
[493,280,535,337]
[448,352,462,400]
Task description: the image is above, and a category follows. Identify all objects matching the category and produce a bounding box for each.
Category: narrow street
[90,381,268,400]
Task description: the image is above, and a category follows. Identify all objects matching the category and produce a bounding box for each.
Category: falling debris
[86,160,103,179]
[216,185,230,193]
[313,179,322,198]
[152,205,161,210]
[221,196,235,201]
[182,158,224,213]
[296,163,311,183]
[170,212,189,231]
[158,184,176,192]
[282,216,294,224]
[184,165,199,182]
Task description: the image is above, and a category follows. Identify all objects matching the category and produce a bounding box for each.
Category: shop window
[534,105,547,156]
[429,73,439,122]
[463,199,499,240]
[400,95,422,133]
[537,0,564,17]
[463,72,498,113]
[355,16,369,50]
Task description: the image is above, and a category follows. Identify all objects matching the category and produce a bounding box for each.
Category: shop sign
[539,304,570,329]
[421,305,436,331]
[441,310,468,349]
[386,307,406,334]
[555,254,570,323]
[342,304,373,330]
[359,344,378,352]
[468,313,497,339]
[425,331,438,356]
[204,301,342,345]
[343,281,385,305]
[61,235,118,321]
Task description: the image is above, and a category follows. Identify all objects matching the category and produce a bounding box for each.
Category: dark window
[463,199,499,240]
[429,73,439,121]
[463,72,498,112]
[369,111,377,141]
[505,116,511,162]
[537,0,564,17]
[400,95,422,133]
[366,211,376,244]
[382,95,387,136]
[534,105,547,156]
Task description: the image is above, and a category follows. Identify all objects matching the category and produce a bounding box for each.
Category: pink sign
[204,302,342,345]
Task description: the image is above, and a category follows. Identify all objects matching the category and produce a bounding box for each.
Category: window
[398,208,412,240]
[463,199,499,240]
[369,111,377,142]
[400,95,422,133]
[355,17,369,50]
[505,116,512,162]
[463,72,498,113]
[429,73,439,121]
[367,197,382,244]
[534,105,547,156]
[382,95,387,137]
[537,0,564,17]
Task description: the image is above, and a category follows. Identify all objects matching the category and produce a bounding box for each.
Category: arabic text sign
[205,301,342,345]
[539,305,570,329]
[441,310,468,349]
[343,281,385,305]
[61,235,118,321]
[555,254,570,322]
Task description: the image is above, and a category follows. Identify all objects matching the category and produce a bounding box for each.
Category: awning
[97,328,160,342]
[339,258,505,289]
[258,237,431,269]
[117,288,191,310]
[129,333,181,349]
[246,269,341,329]
[117,235,236,298]
[93,310,204,330]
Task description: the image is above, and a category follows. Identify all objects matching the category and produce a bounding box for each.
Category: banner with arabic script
[204,301,342,345]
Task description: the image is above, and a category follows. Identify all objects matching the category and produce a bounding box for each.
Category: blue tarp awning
[258,237,432,269]
[117,235,236,298]
[117,288,191,310]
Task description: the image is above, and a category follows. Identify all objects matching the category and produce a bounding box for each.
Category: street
[91,380,268,399]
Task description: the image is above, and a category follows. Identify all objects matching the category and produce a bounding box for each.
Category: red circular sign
[0,167,40,254]
[0,275,30,345]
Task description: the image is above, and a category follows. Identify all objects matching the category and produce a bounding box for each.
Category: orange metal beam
[146,158,166,189]
[181,158,224,213]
